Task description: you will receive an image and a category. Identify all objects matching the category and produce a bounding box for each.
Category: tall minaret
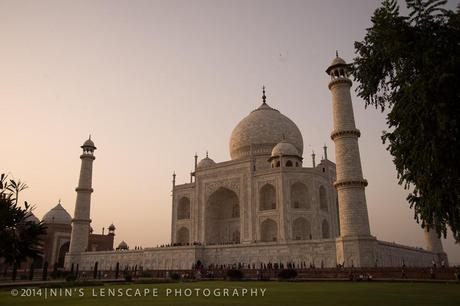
[69,137,96,255]
[424,226,443,253]
[424,225,448,265]
[326,54,375,266]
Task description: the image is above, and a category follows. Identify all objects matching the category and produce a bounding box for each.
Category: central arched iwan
[205,187,240,244]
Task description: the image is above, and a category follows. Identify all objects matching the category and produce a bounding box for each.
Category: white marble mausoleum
[65,56,448,271]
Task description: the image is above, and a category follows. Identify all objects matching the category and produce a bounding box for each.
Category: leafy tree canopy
[0,174,47,269]
[352,0,460,240]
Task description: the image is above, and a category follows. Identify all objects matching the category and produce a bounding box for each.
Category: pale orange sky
[1,0,458,263]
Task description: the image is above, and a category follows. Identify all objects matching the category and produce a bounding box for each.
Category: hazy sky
[1,0,458,263]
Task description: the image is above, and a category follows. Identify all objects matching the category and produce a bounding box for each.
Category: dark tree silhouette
[352,0,460,240]
[0,174,47,280]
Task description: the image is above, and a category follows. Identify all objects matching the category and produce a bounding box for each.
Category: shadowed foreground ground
[1,281,459,306]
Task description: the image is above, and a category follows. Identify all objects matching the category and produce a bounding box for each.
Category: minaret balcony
[330,129,361,140]
[333,178,368,189]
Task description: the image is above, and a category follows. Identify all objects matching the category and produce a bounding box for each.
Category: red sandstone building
[25,201,115,269]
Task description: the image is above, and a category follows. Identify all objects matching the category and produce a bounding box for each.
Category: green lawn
[1,281,459,306]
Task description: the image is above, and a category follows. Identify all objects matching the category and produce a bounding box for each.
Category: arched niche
[292,217,311,240]
[57,241,70,268]
[177,197,191,219]
[260,219,278,242]
[290,182,310,209]
[205,187,240,244]
[260,184,276,211]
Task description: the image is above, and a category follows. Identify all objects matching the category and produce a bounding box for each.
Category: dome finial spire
[336,50,339,57]
[262,86,266,104]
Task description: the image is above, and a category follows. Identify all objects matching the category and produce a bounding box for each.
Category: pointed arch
[205,187,240,244]
[260,219,278,242]
[290,182,310,209]
[177,197,191,219]
[57,241,70,267]
[292,217,311,240]
[260,184,276,210]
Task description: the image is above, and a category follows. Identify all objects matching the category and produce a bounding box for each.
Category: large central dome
[229,101,304,160]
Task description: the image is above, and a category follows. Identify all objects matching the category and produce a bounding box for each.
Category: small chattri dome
[25,212,40,224]
[117,240,128,250]
[326,52,348,74]
[108,223,116,231]
[330,56,346,66]
[197,153,216,169]
[42,202,72,225]
[271,140,300,157]
[81,136,96,149]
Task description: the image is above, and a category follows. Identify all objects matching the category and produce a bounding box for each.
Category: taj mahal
[64,55,448,271]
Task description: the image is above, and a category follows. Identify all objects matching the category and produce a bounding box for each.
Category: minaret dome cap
[330,56,346,66]
[326,53,348,74]
[81,136,96,149]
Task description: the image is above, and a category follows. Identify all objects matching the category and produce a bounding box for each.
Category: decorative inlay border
[257,179,276,190]
[205,178,240,198]
[175,193,192,201]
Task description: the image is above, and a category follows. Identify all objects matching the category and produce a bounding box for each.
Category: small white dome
[197,155,216,169]
[25,212,40,224]
[271,140,300,157]
[117,240,128,249]
[42,203,72,225]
